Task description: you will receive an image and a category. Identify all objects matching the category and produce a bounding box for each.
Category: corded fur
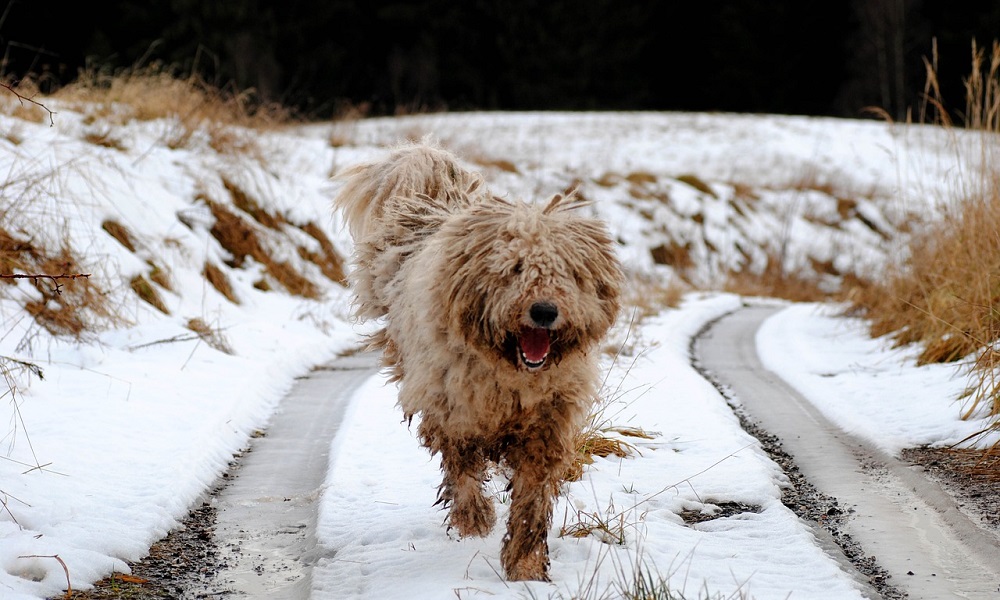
[334,142,623,581]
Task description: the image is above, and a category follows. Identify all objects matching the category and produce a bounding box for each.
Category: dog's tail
[334,142,484,322]
[334,142,483,243]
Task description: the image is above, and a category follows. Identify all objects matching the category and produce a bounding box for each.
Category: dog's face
[436,196,622,372]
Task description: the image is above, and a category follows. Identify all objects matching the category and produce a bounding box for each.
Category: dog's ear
[542,194,564,214]
[543,191,590,214]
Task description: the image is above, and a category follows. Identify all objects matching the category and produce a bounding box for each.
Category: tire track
[188,353,379,599]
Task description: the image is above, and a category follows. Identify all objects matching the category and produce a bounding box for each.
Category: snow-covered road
[697,306,1000,600]
[191,353,379,598]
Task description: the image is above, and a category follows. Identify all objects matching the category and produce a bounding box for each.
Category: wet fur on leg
[428,425,497,537]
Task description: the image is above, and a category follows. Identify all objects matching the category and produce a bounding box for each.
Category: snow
[0,106,992,599]
[314,294,866,599]
[757,303,1000,454]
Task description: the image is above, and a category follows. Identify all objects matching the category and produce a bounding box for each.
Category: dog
[335,142,622,581]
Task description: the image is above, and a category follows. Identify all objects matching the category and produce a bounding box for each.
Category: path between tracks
[695,305,1000,600]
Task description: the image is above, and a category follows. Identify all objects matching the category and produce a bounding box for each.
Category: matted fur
[335,142,623,581]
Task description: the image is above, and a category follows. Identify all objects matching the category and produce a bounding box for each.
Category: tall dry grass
[39,65,292,156]
[52,64,290,126]
[849,40,1000,440]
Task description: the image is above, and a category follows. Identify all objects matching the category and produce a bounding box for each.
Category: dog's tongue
[520,327,550,363]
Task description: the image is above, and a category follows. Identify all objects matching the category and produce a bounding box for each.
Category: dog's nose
[529,302,559,328]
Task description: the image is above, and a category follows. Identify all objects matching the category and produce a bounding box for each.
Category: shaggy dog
[335,143,622,581]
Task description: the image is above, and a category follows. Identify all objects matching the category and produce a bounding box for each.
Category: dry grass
[1,228,117,336]
[626,171,658,185]
[148,262,172,291]
[650,241,694,272]
[203,261,239,304]
[725,253,832,303]
[264,259,319,299]
[101,220,136,252]
[205,197,264,269]
[223,178,284,229]
[621,276,688,321]
[186,317,234,355]
[48,65,291,157]
[84,130,128,151]
[676,174,716,198]
[559,499,637,545]
[565,425,650,483]
[469,156,519,174]
[204,197,319,299]
[54,65,290,127]
[849,40,1000,434]
[298,222,347,285]
[848,191,1000,365]
[130,275,169,314]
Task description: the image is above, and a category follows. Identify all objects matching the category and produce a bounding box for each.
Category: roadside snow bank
[757,303,999,453]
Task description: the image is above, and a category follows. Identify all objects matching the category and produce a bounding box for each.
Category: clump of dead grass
[203,261,239,304]
[621,276,688,321]
[650,241,694,272]
[101,220,136,252]
[1,228,118,336]
[84,130,128,151]
[223,178,284,229]
[567,318,657,483]
[148,262,172,291]
[559,498,639,545]
[203,196,320,299]
[469,156,519,174]
[566,425,653,483]
[297,221,347,285]
[130,274,169,314]
[186,317,234,355]
[49,65,290,156]
[54,65,290,127]
[725,253,832,303]
[849,39,1000,434]
[676,174,716,198]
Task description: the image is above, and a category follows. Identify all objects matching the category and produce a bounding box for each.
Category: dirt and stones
[68,500,225,599]
[732,409,906,600]
[902,447,1000,534]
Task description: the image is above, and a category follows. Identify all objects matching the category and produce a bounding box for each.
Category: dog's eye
[511,261,523,275]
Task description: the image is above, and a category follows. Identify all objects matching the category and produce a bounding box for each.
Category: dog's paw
[502,549,550,582]
[447,493,496,538]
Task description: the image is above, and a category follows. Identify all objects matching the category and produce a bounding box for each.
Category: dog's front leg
[501,427,566,582]
[436,437,496,537]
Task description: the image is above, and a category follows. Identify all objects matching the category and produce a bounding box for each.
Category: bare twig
[0,273,91,296]
[1,489,26,525]
[18,554,71,595]
[127,333,201,352]
[0,273,91,281]
[2,360,45,472]
[0,81,55,126]
[0,355,44,380]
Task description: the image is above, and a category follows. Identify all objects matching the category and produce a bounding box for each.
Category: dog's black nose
[529,302,559,328]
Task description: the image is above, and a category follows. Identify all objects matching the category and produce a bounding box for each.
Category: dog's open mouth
[518,327,551,370]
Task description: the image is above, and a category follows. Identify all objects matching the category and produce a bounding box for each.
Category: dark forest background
[4,0,1000,120]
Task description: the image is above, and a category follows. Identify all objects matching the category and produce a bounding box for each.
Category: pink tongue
[520,328,550,362]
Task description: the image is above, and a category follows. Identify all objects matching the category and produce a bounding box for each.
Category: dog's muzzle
[518,302,559,370]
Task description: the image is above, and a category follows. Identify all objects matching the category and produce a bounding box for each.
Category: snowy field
[0,108,995,599]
